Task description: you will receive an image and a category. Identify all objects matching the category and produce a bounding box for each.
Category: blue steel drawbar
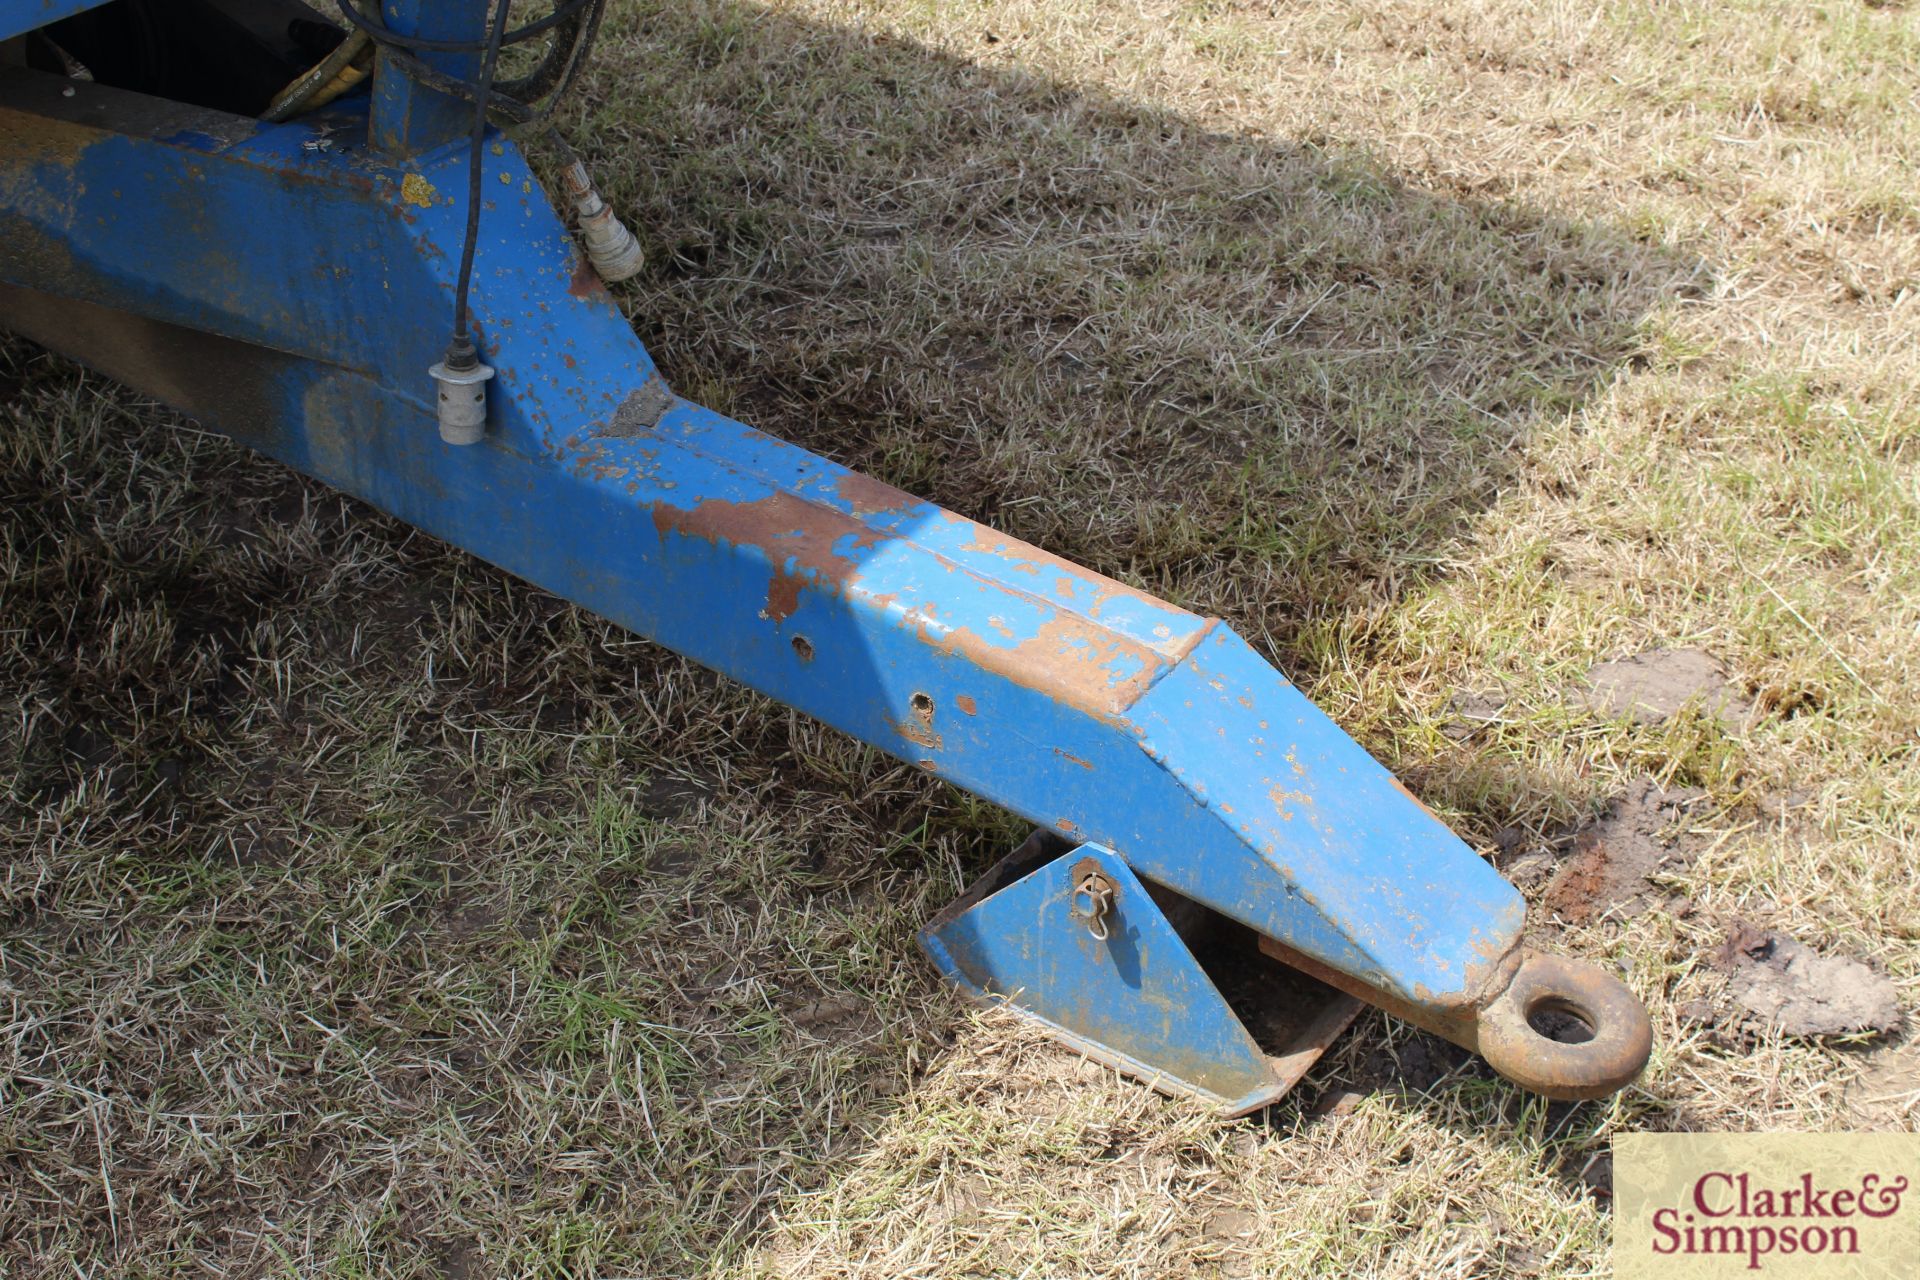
[0,0,1650,1110]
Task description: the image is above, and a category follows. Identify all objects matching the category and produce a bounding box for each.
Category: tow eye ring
[1474,951,1653,1101]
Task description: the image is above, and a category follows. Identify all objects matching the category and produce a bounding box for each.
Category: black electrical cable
[498,0,602,105]
[336,0,611,371]
[333,0,594,55]
[332,1,607,134]
[446,0,515,358]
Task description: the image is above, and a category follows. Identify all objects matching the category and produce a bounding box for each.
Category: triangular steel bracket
[920,838,1360,1115]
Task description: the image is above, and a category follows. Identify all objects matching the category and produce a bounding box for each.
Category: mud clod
[1440,690,1506,741]
[1542,780,1707,924]
[1584,648,1750,728]
[1714,920,1901,1039]
[1676,998,1718,1028]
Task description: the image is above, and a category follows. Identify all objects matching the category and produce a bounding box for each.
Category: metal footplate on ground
[0,0,1654,1115]
[924,836,1366,1114]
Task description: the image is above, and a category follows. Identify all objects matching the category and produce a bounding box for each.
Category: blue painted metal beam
[0,64,1651,1102]
[370,0,485,158]
[0,0,111,44]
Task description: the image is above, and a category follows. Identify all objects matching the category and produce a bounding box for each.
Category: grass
[2,0,1917,1275]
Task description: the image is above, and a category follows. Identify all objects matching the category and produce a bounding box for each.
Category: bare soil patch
[1440,689,1508,742]
[1714,920,1903,1040]
[1583,648,1751,728]
[1541,780,1709,925]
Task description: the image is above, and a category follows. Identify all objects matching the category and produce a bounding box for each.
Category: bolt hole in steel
[790,634,813,662]
[1475,951,1652,1100]
[910,691,934,723]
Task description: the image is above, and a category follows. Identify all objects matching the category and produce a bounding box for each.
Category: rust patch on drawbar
[651,490,1177,720]
[0,110,93,169]
[1387,775,1448,826]
[568,254,611,299]
[958,526,1185,633]
[919,612,1168,720]
[764,571,805,623]
[892,717,942,751]
[652,491,882,624]
[834,470,923,516]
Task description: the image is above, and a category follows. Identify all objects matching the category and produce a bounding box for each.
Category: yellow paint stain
[400,173,436,208]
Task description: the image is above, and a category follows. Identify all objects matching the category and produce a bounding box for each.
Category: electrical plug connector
[428,334,495,446]
[563,161,643,283]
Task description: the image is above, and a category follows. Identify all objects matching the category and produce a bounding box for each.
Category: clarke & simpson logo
[1615,1134,1919,1279]
[1650,1169,1907,1269]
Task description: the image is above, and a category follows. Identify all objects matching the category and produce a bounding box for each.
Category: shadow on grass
[584,1,1706,658]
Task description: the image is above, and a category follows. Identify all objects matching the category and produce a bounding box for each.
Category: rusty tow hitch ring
[1474,951,1653,1101]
